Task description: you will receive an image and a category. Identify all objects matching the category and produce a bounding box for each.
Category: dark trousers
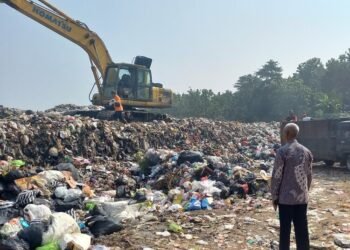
[278,204,309,250]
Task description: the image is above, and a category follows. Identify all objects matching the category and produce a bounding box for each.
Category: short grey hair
[284,123,299,138]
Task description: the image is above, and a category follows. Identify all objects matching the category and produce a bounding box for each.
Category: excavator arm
[3,0,113,94]
[3,0,173,115]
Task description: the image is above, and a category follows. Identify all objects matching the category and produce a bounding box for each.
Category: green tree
[163,52,345,121]
[256,60,283,84]
[322,50,350,106]
[295,58,325,89]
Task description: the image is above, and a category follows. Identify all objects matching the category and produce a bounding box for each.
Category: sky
[1,0,350,110]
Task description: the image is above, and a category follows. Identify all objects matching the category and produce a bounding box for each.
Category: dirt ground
[93,164,350,250]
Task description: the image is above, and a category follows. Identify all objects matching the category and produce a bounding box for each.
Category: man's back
[272,124,313,249]
[271,140,313,205]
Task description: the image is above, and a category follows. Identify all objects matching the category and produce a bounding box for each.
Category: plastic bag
[185,198,202,211]
[54,186,68,199]
[38,171,65,182]
[35,241,60,250]
[144,149,162,166]
[0,160,10,174]
[23,204,52,222]
[18,222,47,249]
[5,170,26,183]
[54,197,83,212]
[84,201,96,211]
[16,190,40,207]
[149,164,163,178]
[100,201,142,223]
[41,213,80,245]
[177,151,204,165]
[58,233,91,250]
[153,191,167,204]
[10,160,25,168]
[19,218,30,228]
[168,221,183,233]
[191,179,221,196]
[86,216,123,237]
[64,189,82,202]
[168,188,182,202]
[0,201,18,225]
[201,198,210,209]
[206,156,224,168]
[54,163,80,181]
[0,237,30,250]
[0,218,23,237]
[167,204,183,212]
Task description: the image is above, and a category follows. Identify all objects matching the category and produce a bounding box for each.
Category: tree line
[163,49,350,122]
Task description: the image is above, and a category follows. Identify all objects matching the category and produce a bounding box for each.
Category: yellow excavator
[2,0,172,121]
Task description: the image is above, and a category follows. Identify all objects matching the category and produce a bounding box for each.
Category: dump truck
[2,0,172,121]
[281,119,350,170]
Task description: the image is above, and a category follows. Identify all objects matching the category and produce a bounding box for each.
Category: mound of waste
[0,105,279,249]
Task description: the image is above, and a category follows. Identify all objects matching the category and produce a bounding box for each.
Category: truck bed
[281,119,348,161]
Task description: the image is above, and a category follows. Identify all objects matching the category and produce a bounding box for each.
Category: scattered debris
[0,105,348,249]
[334,233,350,248]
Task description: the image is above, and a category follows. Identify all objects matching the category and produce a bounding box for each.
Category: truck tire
[324,160,335,167]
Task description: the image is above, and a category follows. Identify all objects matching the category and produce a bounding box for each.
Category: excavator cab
[102,64,152,101]
[92,57,172,110]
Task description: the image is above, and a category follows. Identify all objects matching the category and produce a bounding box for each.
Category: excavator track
[64,109,169,122]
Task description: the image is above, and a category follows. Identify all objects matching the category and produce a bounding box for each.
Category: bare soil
[93,164,350,250]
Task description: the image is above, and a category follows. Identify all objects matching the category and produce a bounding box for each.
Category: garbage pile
[0,105,280,249]
[0,105,30,119]
[45,104,103,113]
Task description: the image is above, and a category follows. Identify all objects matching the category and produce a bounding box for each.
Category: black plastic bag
[53,197,83,212]
[18,222,48,249]
[177,151,204,165]
[86,215,123,237]
[2,170,25,183]
[54,163,81,182]
[0,237,30,250]
[0,206,20,226]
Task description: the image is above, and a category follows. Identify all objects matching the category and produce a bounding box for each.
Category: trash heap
[0,106,280,249]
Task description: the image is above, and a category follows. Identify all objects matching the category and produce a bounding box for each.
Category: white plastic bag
[23,204,52,222]
[42,212,80,244]
[101,201,143,223]
[191,180,221,196]
[59,233,91,250]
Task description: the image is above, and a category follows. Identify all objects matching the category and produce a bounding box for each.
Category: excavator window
[137,70,151,86]
[118,68,135,99]
[105,68,118,85]
[103,66,152,101]
[104,68,118,98]
[136,69,152,100]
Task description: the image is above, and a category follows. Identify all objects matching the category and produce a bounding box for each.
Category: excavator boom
[4,0,112,93]
[3,0,173,120]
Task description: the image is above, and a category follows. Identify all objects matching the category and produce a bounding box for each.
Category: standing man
[110,91,126,122]
[285,110,298,122]
[111,90,124,112]
[271,123,313,250]
[301,113,312,121]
